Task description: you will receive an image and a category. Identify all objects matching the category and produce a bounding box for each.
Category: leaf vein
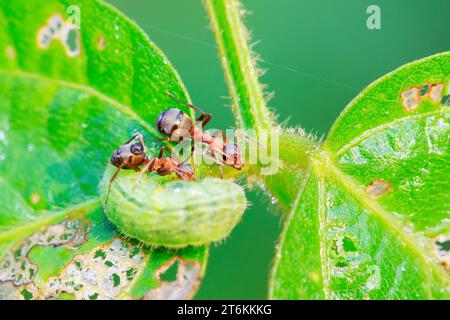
[0,68,159,138]
[325,162,450,287]
[335,109,449,157]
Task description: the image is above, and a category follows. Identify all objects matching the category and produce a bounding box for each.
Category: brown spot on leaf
[401,88,420,112]
[401,83,444,111]
[429,84,444,102]
[5,46,16,60]
[145,257,201,300]
[366,180,392,199]
[97,36,106,51]
[37,14,63,49]
[30,193,40,205]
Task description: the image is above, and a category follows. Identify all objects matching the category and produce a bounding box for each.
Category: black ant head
[110,142,146,168]
[156,108,192,138]
[223,143,244,170]
[110,148,124,167]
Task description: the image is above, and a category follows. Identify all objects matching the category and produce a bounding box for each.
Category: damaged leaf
[269,53,450,299]
[0,0,207,299]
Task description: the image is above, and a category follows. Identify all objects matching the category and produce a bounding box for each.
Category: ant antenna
[105,163,125,205]
[243,135,267,148]
[165,91,207,115]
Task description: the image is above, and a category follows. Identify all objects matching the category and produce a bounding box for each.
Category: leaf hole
[97,35,106,51]
[36,14,81,57]
[442,94,450,107]
[145,258,201,300]
[420,84,429,96]
[335,261,349,268]
[61,26,81,57]
[332,236,358,256]
[159,259,179,282]
[342,236,357,252]
[436,239,450,252]
[432,234,450,270]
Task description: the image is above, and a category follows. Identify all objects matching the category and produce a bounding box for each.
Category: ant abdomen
[156,108,193,138]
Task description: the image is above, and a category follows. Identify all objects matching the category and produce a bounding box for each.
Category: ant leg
[159,146,187,165]
[244,134,267,148]
[135,133,149,153]
[175,167,196,181]
[165,91,212,128]
[123,133,141,145]
[129,164,141,172]
[175,141,196,164]
[158,146,172,158]
[197,113,212,129]
[181,148,193,164]
[212,129,227,143]
[208,147,224,179]
[175,142,196,176]
[123,133,152,151]
[133,158,156,190]
[213,152,224,179]
[207,130,228,158]
[140,158,156,176]
[105,163,125,205]
[203,151,224,169]
[159,145,193,166]
[166,91,208,115]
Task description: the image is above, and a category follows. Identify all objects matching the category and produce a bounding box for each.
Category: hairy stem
[204,0,273,134]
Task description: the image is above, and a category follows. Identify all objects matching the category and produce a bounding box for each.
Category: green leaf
[269,52,450,299]
[0,0,207,300]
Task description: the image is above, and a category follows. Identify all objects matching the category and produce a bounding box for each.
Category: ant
[105,133,195,204]
[156,92,245,176]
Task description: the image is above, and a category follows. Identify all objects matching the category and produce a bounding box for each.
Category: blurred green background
[106,0,449,299]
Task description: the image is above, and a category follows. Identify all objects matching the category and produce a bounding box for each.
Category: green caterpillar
[99,167,247,248]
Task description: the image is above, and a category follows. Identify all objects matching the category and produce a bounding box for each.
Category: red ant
[156,92,245,176]
[106,133,194,204]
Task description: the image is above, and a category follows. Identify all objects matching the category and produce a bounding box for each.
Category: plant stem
[204,0,273,134]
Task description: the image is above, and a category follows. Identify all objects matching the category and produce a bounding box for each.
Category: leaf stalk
[204,0,273,134]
